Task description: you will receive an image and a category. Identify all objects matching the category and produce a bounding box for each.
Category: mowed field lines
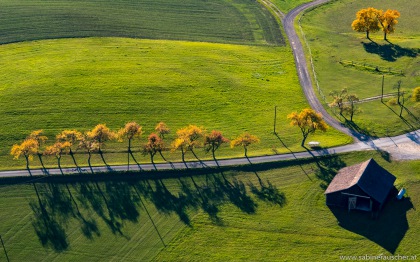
[0,152,419,261]
[0,38,351,170]
[0,0,283,46]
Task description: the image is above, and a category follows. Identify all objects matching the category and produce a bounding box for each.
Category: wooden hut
[325,158,396,212]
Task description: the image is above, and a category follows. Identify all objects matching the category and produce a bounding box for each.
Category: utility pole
[381,75,384,102]
[273,106,277,134]
[0,235,10,262]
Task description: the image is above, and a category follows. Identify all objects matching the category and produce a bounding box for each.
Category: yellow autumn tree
[27,130,48,170]
[287,108,328,146]
[351,7,382,39]
[87,124,116,153]
[78,134,100,171]
[11,138,39,171]
[378,9,400,40]
[155,121,170,138]
[172,125,205,163]
[230,133,259,157]
[143,133,165,164]
[117,122,143,169]
[56,130,83,167]
[44,141,71,172]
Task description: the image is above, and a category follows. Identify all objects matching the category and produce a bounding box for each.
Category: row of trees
[11,122,260,171]
[351,7,400,40]
[11,108,328,171]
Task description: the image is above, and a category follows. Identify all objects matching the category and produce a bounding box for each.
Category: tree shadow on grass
[28,169,288,251]
[362,42,419,62]
[312,154,346,190]
[329,190,414,254]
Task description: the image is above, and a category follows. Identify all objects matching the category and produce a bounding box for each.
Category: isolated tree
[143,133,164,164]
[287,108,328,146]
[44,142,71,172]
[87,124,116,153]
[230,132,260,157]
[117,122,142,169]
[155,122,170,138]
[56,130,83,167]
[344,94,360,122]
[27,130,48,170]
[172,125,205,162]
[11,138,39,171]
[378,9,400,40]
[204,130,229,160]
[329,89,348,116]
[412,87,420,102]
[351,7,382,39]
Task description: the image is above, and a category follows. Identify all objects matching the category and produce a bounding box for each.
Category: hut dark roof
[325,158,396,204]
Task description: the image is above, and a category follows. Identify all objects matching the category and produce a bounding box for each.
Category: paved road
[283,0,367,141]
[0,0,418,178]
[0,129,418,178]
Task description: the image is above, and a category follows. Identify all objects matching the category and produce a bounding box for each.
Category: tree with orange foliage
[204,130,229,160]
[44,141,71,172]
[287,108,328,146]
[78,134,100,172]
[230,133,259,157]
[155,122,170,139]
[378,9,400,40]
[87,124,116,153]
[11,138,39,171]
[117,122,142,170]
[143,133,165,165]
[351,7,382,39]
[27,130,48,170]
[56,130,83,168]
[172,125,205,163]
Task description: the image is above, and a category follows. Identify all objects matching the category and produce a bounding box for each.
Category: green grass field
[299,0,420,136]
[0,1,350,172]
[0,152,418,261]
[0,0,283,46]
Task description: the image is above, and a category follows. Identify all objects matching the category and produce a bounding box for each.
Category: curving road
[0,0,419,178]
[283,0,365,141]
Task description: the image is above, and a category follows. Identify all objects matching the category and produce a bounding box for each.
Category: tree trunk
[384,31,387,40]
[244,146,248,157]
[128,139,131,171]
[25,155,31,176]
[58,156,63,175]
[366,30,370,39]
[88,152,93,174]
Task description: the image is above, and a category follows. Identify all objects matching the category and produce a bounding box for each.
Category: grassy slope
[299,0,420,136]
[0,38,351,170]
[270,0,313,13]
[0,0,283,46]
[0,152,418,261]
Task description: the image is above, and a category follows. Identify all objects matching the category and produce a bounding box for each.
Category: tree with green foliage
[329,89,348,116]
[288,108,328,146]
[230,132,259,157]
[344,94,360,122]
